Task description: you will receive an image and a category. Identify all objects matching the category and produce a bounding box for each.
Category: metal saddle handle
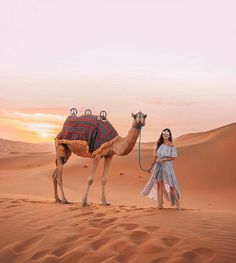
[100,110,107,120]
[70,108,78,116]
[85,109,92,115]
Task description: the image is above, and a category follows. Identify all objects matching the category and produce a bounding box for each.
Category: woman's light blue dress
[140,144,180,206]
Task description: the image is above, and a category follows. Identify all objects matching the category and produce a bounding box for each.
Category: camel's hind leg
[52,168,61,203]
[53,144,71,204]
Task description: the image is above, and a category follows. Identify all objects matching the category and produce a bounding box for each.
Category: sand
[0,122,236,263]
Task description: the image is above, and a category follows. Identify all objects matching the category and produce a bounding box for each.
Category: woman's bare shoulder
[168,142,175,147]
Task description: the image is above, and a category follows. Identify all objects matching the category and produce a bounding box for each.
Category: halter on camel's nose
[132,111,147,127]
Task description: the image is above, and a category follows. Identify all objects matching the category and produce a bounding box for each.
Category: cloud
[0,111,65,141]
[0,111,65,124]
[17,107,70,115]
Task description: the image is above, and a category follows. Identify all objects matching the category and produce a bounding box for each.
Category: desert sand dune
[0,123,236,262]
[0,138,54,153]
[0,194,235,263]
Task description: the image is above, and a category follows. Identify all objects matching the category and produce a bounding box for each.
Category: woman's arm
[162,157,176,162]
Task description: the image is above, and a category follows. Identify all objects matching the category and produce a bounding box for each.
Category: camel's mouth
[132,111,147,128]
[137,121,146,127]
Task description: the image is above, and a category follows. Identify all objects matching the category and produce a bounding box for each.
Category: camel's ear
[144,113,147,118]
[131,112,135,118]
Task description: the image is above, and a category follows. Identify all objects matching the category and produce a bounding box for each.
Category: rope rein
[138,128,154,172]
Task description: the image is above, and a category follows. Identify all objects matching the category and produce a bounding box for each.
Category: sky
[0,0,236,142]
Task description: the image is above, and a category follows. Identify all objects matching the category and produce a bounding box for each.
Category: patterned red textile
[56,115,119,156]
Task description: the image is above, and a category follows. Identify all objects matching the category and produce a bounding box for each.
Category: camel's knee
[52,169,57,181]
[56,175,63,185]
[102,178,107,185]
[88,177,94,186]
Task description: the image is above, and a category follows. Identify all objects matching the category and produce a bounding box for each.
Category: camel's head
[132,111,147,129]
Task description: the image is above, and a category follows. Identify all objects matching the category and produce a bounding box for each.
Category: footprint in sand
[93,212,106,217]
[89,217,118,230]
[111,246,137,263]
[100,217,118,226]
[88,222,101,228]
[109,239,136,254]
[193,247,215,260]
[140,242,166,254]
[68,206,79,211]
[161,235,180,247]
[150,257,169,263]
[120,223,139,231]
[145,226,160,232]
[51,236,80,257]
[13,235,43,254]
[90,236,111,250]
[60,249,86,262]
[38,224,54,231]
[180,250,199,263]
[180,247,215,263]
[88,217,104,223]
[129,230,150,245]
[86,228,101,238]
[62,234,79,244]
[73,211,94,218]
[31,249,51,260]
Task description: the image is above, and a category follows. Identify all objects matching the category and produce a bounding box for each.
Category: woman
[141,128,181,210]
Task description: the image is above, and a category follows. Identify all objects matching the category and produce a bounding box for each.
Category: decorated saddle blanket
[56,115,119,156]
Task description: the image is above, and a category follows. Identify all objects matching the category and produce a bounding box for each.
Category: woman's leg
[170,187,181,210]
[157,180,164,208]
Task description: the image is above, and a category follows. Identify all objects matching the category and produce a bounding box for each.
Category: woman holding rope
[140,128,182,210]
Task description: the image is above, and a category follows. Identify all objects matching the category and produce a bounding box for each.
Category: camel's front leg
[52,168,61,203]
[81,157,100,207]
[57,163,70,204]
[101,156,112,206]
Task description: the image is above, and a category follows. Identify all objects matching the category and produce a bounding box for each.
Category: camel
[52,111,147,206]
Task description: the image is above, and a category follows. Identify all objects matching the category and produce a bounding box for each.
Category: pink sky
[0,0,235,142]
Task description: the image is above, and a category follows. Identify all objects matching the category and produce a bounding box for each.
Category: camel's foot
[157,205,163,209]
[101,201,111,206]
[81,201,89,207]
[54,198,62,203]
[62,200,70,204]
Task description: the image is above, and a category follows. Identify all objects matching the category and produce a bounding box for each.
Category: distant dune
[0,138,54,154]
[175,122,236,147]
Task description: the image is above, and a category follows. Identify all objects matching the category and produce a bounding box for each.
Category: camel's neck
[113,126,141,156]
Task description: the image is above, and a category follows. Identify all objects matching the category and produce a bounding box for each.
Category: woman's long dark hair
[155,128,173,152]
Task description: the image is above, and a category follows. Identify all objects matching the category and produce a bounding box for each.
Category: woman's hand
[157,158,164,164]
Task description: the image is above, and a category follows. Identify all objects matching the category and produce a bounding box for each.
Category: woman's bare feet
[176,202,182,210]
